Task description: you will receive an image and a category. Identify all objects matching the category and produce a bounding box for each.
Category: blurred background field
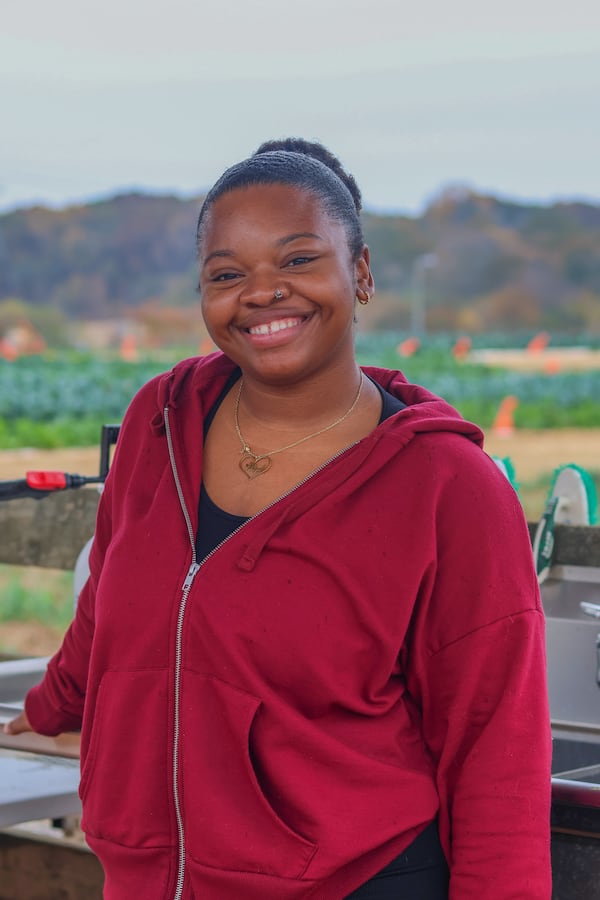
[1,331,599,658]
[1,0,598,659]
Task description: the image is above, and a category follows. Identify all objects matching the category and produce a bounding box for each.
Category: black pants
[345,821,449,899]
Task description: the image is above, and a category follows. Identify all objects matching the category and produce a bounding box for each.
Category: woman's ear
[355,245,375,302]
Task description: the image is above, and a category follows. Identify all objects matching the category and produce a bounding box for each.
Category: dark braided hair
[196,138,364,261]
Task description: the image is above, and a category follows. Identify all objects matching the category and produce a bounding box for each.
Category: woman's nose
[240,274,286,306]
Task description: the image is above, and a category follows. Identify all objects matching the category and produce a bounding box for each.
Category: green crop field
[2,332,600,449]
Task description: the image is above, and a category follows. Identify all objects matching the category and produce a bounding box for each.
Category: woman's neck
[237,363,364,433]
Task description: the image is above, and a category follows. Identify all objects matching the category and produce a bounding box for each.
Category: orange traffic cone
[452,336,472,360]
[199,338,215,356]
[543,357,561,375]
[0,338,19,361]
[119,334,138,362]
[397,337,420,357]
[492,395,519,436]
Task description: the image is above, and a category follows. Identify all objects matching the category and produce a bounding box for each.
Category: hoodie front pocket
[181,671,318,879]
[79,668,172,848]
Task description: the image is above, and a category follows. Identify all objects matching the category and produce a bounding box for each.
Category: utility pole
[410,253,438,335]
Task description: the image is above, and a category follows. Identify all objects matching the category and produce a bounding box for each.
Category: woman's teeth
[248,317,303,336]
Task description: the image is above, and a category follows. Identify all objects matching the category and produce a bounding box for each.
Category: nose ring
[273,289,284,300]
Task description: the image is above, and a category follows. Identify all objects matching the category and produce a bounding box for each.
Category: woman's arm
[406,452,552,898]
[13,469,115,737]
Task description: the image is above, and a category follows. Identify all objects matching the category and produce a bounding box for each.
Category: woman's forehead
[201,183,343,247]
[210,182,324,218]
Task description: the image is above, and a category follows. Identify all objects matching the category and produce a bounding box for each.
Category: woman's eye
[211,271,240,282]
[286,256,315,267]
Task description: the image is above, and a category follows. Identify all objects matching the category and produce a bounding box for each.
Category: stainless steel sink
[542,565,600,733]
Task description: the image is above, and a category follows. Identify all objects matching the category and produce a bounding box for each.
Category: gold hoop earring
[357,290,370,305]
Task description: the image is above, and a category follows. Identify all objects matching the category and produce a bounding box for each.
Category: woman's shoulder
[126,351,234,411]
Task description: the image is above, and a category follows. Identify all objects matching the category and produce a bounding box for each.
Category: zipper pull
[182,562,200,591]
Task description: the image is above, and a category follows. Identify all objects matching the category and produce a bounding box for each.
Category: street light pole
[410,252,438,335]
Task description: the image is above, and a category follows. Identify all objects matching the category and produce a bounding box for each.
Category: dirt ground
[1,432,598,657]
[469,347,600,372]
[1,430,597,484]
[0,446,103,481]
[0,621,62,657]
[483,428,599,481]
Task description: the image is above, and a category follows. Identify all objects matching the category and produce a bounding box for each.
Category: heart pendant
[239,453,272,479]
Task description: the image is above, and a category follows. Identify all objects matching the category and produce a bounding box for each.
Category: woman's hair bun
[253,138,362,213]
[197,136,365,260]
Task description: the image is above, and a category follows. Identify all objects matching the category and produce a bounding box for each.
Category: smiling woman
[7,139,552,900]
[197,178,381,515]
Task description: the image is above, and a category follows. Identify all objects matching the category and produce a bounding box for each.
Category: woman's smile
[239,312,314,349]
[245,316,307,337]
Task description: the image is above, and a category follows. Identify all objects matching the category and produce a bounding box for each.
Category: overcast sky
[1,0,599,214]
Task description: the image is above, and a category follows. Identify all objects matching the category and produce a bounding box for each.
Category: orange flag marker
[527,331,550,353]
[492,395,519,436]
[397,337,420,357]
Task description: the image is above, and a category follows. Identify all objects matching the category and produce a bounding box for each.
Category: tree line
[0,185,598,338]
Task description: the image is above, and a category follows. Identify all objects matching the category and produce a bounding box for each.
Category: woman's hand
[3,710,33,735]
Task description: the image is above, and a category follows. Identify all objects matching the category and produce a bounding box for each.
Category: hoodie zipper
[164,404,358,899]
[164,407,198,900]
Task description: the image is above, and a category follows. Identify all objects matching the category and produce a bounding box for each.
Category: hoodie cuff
[25,683,83,737]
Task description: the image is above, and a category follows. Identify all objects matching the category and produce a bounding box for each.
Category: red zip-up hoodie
[25,353,552,899]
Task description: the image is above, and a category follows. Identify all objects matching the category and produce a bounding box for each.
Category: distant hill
[0,187,598,332]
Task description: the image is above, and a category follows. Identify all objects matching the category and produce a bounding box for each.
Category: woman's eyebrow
[202,249,234,268]
[202,233,323,268]
[276,232,323,246]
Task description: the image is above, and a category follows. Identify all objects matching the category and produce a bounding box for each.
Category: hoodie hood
[363,364,483,448]
[145,352,486,573]
[150,351,235,434]
[150,351,484,449]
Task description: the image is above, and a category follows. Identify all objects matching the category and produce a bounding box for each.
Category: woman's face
[198,183,372,387]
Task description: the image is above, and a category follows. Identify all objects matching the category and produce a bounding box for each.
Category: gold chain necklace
[234,373,364,479]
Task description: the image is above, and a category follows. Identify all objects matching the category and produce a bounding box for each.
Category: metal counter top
[0,749,80,828]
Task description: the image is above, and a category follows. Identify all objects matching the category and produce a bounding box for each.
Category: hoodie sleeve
[22,368,173,736]
[417,607,551,898]
[404,446,552,898]
[24,476,114,736]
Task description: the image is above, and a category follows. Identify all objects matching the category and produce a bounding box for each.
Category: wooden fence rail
[0,490,99,569]
[1,489,600,569]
